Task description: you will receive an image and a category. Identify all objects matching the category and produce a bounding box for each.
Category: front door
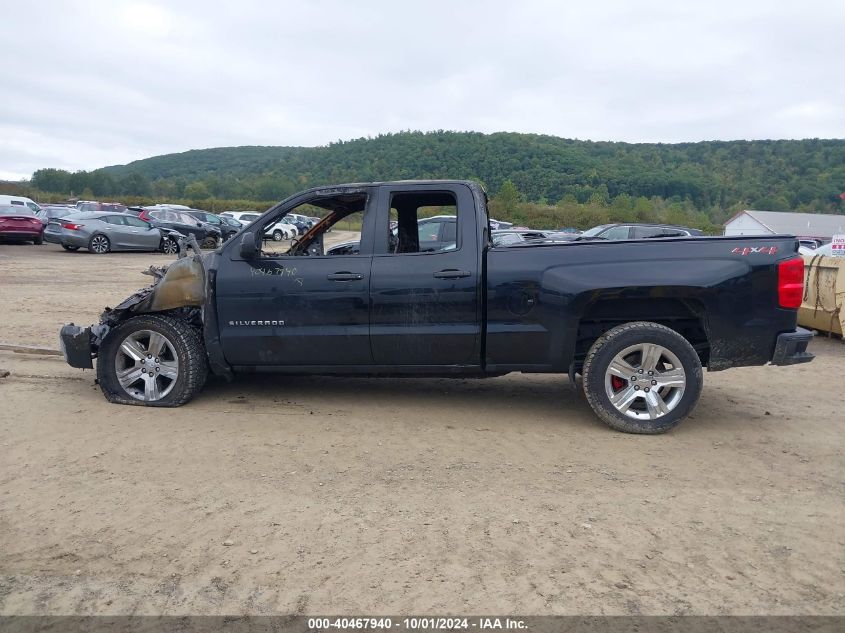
[215,189,376,367]
[123,215,164,250]
[369,183,482,367]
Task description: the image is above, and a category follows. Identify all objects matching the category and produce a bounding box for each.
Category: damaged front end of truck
[59,235,207,370]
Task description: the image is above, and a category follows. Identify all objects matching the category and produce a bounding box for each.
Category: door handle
[433,269,471,279]
[327,272,364,281]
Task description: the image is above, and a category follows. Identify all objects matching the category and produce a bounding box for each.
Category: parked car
[263,219,298,241]
[284,212,316,235]
[138,208,222,249]
[0,195,41,214]
[801,242,839,257]
[489,218,513,230]
[579,223,703,240]
[43,212,168,253]
[220,216,244,230]
[145,203,192,211]
[491,229,554,247]
[798,238,825,251]
[36,205,77,226]
[220,211,262,225]
[59,179,813,435]
[540,231,582,242]
[0,204,44,244]
[325,239,362,256]
[185,209,241,241]
[77,202,127,214]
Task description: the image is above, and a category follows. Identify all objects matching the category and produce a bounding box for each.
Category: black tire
[161,237,178,255]
[582,321,703,434]
[62,244,80,252]
[88,234,110,254]
[34,234,43,245]
[97,314,207,407]
[272,230,284,241]
[201,236,218,249]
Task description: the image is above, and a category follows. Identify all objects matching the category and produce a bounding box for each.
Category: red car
[0,204,44,244]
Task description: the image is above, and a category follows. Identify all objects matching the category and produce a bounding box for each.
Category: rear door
[369,183,482,367]
[101,215,136,248]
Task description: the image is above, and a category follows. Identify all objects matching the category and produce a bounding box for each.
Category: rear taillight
[778,257,804,309]
[62,222,83,231]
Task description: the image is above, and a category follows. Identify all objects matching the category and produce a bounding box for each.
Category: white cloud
[1,0,843,178]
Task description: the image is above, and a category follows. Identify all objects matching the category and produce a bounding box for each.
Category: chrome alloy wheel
[90,235,109,253]
[114,330,179,402]
[604,343,686,420]
[162,238,178,255]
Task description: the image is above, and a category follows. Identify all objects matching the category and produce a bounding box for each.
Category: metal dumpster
[800,254,845,336]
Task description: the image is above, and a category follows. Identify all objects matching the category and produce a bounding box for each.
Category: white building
[724,209,845,240]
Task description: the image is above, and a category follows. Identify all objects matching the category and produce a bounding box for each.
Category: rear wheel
[62,244,80,252]
[88,234,110,254]
[34,234,43,245]
[582,321,703,434]
[97,314,207,407]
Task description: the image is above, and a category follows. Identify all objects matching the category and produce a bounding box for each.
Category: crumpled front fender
[100,235,207,327]
[59,235,208,367]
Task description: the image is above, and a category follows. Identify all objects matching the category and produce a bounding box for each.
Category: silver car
[44,211,168,254]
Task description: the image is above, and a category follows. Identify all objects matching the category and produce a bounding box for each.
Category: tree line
[22,131,845,231]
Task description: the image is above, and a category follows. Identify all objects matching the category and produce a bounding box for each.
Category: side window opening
[256,193,367,258]
[125,216,149,228]
[388,191,458,254]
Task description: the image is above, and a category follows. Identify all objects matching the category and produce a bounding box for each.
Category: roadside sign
[832,235,845,257]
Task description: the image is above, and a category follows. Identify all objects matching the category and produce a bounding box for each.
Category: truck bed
[484,235,802,373]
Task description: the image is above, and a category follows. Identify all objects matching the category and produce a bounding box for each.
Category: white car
[220,210,296,240]
[220,211,262,225]
[801,242,838,257]
[264,219,298,241]
[0,195,41,214]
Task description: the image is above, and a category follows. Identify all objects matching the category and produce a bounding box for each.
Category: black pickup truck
[60,180,813,434]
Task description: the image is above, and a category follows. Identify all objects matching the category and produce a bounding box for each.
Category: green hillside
[28,132,845,230]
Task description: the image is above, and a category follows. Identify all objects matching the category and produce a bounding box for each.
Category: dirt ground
[0,241,843,616]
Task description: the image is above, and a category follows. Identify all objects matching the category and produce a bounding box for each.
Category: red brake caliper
[611,376,625,391]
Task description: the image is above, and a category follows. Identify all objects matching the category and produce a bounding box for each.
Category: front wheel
[582,321,703,434]
[161,237,179,255]
[97,314,207,406]
[272,229,284,241]
[88,234,110,254]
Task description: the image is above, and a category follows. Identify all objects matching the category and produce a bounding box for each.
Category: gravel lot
[0,241,843,615]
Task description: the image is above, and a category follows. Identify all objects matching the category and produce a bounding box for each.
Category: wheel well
[574,298,709,370]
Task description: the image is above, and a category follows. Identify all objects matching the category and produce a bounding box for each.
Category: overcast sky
[2,0,843,180]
